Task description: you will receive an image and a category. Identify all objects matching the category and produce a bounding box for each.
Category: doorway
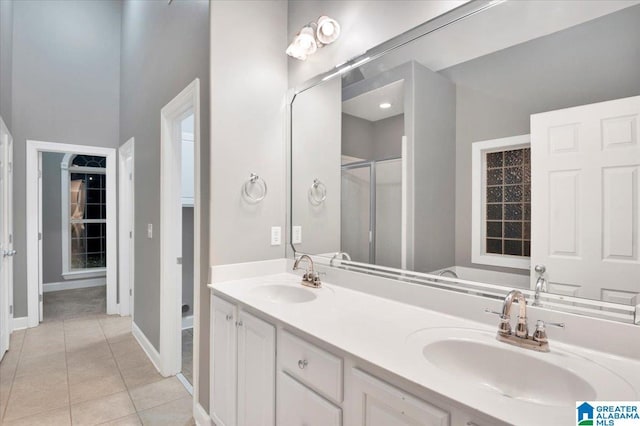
[158,79,201,394]
[26,140,118,327]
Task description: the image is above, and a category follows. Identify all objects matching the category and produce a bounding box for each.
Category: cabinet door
[277,372,342,426]
[211,295,237,426]
[237,310,276,426]
[347,368,449,426]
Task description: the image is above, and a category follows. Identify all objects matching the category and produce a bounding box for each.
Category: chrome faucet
[486,289,564,352]
[293,255,322,288]
[330,251,351,266]
[533,264,547,307]
[437,269,458,279]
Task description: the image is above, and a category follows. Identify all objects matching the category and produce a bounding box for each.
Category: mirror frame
[287,0,640,325]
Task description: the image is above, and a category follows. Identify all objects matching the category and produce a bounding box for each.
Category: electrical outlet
[292,226,302,244]
[147,224,153,239]
[271,226,281,246]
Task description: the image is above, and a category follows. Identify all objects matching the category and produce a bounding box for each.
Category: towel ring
[308,178,327,205]
[243,173,267,202]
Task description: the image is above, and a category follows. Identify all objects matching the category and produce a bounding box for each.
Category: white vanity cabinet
[276,330,343,426]
[210,294,275,426]
[346,368,450,426]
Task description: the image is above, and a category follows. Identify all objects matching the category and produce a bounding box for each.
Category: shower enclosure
[341,157,404,268]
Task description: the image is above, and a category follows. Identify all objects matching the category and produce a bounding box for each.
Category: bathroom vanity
[208,262,640,426]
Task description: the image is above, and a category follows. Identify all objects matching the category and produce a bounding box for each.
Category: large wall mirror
[290,0,640,324]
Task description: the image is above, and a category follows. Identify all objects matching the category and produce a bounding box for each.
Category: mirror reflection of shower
[341,80,406,268]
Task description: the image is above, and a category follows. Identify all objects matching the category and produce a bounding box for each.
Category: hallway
[0,315,194,425]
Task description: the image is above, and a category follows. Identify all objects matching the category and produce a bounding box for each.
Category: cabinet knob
[236,320,243,327]
[225,314,233,321]
[298,359,308,369]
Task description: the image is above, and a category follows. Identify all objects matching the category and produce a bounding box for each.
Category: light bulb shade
[286,42,307,61]
[295,26,318,55]
[316,16,340,45]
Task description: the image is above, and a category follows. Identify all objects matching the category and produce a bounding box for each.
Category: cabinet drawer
[277,372,341,426]
[279,330,343,403]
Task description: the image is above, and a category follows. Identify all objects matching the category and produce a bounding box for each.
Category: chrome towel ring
[243,173,267,202]
[308,178,327,205]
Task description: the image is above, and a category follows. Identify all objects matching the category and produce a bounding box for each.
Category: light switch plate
[271,226,281,246]
[147,224,153,239]
[292,226,302,244]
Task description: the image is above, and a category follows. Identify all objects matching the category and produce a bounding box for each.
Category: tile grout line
[0,328,27,422]
[63,319,73,425]
[100,316,144,424]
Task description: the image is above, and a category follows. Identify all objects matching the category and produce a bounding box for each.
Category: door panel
[0,116,14,359]
[237,310,275,426]
[211,295,237,426]
[531,96,640,302]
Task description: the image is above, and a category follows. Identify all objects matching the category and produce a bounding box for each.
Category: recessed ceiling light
[379,102,392,109]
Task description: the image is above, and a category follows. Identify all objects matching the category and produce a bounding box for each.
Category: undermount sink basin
[250,284,317,304]
[406,328,636,407]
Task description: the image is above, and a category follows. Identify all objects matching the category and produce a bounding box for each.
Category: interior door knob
[3,249,16,257]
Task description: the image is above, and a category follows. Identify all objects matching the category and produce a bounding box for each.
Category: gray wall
[292,77,342,255]
[0,0,12,129]
[10,0,121,316]
[182,206,194,317]
[412,62,456,273]
[41,152,64,283]
[441,4,640,272]
[119,0,209,359]
[342,113,404,161]
[208,0,287,410]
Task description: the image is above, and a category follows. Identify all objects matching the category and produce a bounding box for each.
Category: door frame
[26,140,118,327]
[118,138,135,317]
[159,78,201,377]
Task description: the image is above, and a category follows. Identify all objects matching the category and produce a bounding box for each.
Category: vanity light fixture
[287,16,341,61]
[379,102,392,109]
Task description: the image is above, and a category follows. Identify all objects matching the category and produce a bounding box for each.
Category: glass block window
[67,156,107,272]
[485,148,531,257]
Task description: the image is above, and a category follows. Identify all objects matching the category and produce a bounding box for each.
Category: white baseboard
[132,321,162,374]
[43,277,106,293]
[11,316,29,331]
[194,402,211,426]
[182,315,193,330]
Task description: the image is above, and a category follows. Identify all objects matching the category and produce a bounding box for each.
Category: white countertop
[209,272,640,426]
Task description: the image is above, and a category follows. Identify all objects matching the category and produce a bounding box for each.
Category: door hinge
[39,294,43,302]
[129,173,132,180]
[9,234,12,244]
[129,231,132,238]
[38,169,42,178]
[38,232,42,241]
[177,257,182,265]
[9,305,12,315]
[8,162,12,172]
[129,289,132,296]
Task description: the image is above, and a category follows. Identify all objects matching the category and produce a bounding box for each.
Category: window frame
[471,134,531,270]
[60,154,107,280]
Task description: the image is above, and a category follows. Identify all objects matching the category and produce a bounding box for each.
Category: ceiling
[342,79,404,122]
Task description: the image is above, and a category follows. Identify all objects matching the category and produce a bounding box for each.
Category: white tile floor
[0,315,194,425]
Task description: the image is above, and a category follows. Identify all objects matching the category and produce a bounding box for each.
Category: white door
[346,368,449,426]
[531,96,640,302]
[119,139,135,317]
[0,117,14,359]
[37,152,43,320]
[236,310,275,426]
[211,295,237,426]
